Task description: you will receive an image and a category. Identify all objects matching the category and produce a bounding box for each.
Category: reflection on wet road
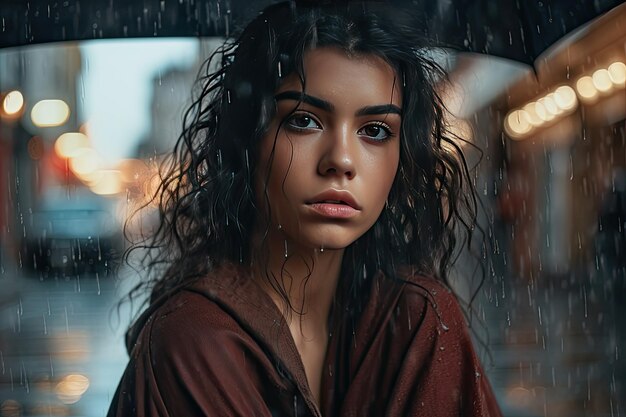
[0,272,136,416]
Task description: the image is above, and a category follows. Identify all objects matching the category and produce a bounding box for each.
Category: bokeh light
[31,99,70,127]
[540,95,560,116]
[2,90,24,116]
[608,61,626,86]
[27,136,44,160]
[575,76,598,102]
[592,68,613,93]
[55,374,90,405]
[69,148,102,178]
[118,158,149,183]
[553,85,577,110]
[504,110,532,138]
[522,103,542,126]
[534,101,554,122]
[54,132,90,159]
[90,170,123,195]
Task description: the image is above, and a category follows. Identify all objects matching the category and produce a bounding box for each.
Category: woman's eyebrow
[275,91,334,112]
[355,104,401,116]
[275,90,401,116]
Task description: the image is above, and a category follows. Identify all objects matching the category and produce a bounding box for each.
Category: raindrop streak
[42,314,47,335]
[64,306,70,334]
[21,361,29,393]
[293,395,298,417]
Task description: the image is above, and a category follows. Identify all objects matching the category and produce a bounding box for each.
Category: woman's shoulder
[391,268,468,334]
[130,262,283,360]
[129,289,244,358]
[130,263,256,349]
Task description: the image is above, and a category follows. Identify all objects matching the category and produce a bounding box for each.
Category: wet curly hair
[123,0,480,336]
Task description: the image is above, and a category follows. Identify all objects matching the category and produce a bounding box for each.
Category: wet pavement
[0,271,135,416]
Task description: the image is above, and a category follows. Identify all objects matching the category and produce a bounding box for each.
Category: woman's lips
[307,202,359,218]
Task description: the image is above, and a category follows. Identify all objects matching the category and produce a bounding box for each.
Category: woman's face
[256,46,401,253]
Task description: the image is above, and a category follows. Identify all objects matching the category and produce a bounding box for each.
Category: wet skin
[253,47,403,408]
[256,46,402,255]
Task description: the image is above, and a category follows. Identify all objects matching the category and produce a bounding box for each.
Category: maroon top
[107,263,502,416]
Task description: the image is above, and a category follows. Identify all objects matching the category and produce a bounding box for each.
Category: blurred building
[0,43,84,274]
[458,4,626,416]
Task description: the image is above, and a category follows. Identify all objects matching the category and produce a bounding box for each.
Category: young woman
[108,1,502,416]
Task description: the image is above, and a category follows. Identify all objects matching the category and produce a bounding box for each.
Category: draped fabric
[107,263,502,416]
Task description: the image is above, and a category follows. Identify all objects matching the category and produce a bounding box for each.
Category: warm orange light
[55,374,89,404]
[553,85,577,111]
[118,159,149,183]
[608,62,626,86]
[69,148,102,178]
[54,132,90,159]
[539,96,560,116]
[31,99,70,127]
[592,69,613,93]
[522,103,542,126]
[2,90,24,116]
[90,170,123,195]
[534,101,554,122]
[576,76,598,102]
[504,110,532,139]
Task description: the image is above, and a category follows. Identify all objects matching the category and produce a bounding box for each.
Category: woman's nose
[317,126,356,179]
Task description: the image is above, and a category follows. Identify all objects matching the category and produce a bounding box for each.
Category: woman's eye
[286,114,320,130]
[359,124,392,141]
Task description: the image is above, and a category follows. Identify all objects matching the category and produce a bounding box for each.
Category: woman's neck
[250,235,344,341]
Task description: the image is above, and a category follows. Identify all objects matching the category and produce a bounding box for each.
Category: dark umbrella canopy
[427,0,624,64]
[0,0,623,66]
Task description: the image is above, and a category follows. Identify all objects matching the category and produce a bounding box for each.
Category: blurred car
[21,187,123,276]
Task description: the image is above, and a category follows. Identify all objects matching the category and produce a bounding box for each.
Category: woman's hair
[123,0,479,330]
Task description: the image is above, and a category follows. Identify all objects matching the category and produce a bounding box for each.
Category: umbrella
[0,0,623,67]
[421,0,624,66]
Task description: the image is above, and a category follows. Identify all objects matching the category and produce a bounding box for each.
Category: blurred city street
[1,1,626,415]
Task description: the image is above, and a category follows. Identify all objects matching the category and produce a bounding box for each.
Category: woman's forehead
[275,46,402,108]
